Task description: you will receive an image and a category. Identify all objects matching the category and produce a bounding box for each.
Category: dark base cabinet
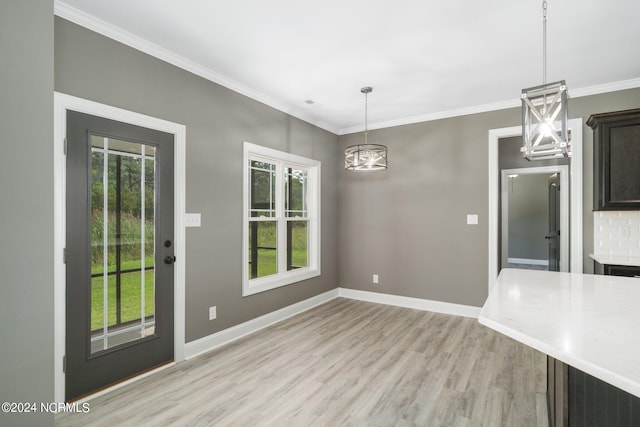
[568,366,640,427]
[604,264,640,278]
[547,358,640,427]
[594,262,640,278]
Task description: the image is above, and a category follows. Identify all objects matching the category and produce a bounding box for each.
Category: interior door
[547,174,561,271]
[65,110,175,401]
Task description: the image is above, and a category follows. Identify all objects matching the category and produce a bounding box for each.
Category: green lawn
[249,221,308,279]
[91,257,155,331]
[249,248,308,278]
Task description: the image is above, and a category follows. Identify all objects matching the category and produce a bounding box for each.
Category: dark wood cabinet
[568,365,640,427]
[550,356,640,427]
[604,264,640,278]
[588,108,640,210]
[594,262,640,278]
[594,261,640,277]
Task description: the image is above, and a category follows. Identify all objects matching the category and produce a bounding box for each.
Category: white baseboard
[508,257,549,266]
[184,288,339,359]
[338,288,481,318]
[184,287,481,360]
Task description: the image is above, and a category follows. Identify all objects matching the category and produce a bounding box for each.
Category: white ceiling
[55,0,640,134]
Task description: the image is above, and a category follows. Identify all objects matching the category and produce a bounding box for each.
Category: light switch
[185,213,201,227]
[467,214,478,225]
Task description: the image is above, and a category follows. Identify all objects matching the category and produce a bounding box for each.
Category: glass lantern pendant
[521,0,570,160]
[521,80,569,159]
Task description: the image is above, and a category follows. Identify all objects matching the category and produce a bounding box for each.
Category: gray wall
[54,17,339,343]
[338,88,640,306]
[507,173,551,261]
[0,0,55,426]
[338,111,517,307]
[499,136,569,171]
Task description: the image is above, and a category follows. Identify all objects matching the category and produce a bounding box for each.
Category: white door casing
[53,92,186,402]
[488,118,583,291]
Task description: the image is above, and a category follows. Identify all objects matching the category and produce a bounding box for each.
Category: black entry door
[65,111,174,401]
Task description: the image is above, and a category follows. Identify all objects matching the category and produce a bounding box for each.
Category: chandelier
[345,87,388,171]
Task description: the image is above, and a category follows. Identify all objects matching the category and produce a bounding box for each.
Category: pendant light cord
[360,86,372,145]
[542,0,547,85]
[364,90,369,144]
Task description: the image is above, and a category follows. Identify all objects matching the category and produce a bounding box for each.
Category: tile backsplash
[594,211,640,256]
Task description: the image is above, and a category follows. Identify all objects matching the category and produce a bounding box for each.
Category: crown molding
[53,1,339,135]
[338,77,640,135]
[54,1,640,137]
[337,99,520,135]
[569,77,640,99]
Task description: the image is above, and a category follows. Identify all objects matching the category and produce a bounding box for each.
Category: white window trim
[242,142,321,296]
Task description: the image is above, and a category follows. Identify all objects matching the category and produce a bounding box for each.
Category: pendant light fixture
[521,0,570,160]
[345,87,388,171]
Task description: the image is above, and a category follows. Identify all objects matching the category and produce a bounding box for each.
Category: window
[243,142,321,296]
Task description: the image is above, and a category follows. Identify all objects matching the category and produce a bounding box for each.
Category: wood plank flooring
[56,298,548,427]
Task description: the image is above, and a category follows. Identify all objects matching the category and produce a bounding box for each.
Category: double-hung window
[242,142,321,296]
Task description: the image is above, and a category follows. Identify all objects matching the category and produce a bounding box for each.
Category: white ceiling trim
[54,1,339,134]
[568,78,640,99]
[54,1,640,138]
[338,77,640,135]
[338,99,520,135]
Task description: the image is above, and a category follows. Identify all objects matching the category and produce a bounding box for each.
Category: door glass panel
[90,135,156,354]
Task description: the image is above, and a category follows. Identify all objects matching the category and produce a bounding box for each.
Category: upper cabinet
[588,108,640,210]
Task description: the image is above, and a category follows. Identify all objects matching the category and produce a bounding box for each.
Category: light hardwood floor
[56,298,548,427]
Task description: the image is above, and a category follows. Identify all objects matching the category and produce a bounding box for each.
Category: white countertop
[479,268,640,397]
[590,253,640,267]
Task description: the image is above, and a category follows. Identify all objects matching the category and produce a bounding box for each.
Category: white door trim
[501,165,569,272]
[53,92,186,402]
[488,118,583,292]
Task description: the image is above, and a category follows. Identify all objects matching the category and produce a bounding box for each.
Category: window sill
[242,268,320,296]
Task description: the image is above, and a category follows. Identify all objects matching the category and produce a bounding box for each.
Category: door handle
[164,255,176,265]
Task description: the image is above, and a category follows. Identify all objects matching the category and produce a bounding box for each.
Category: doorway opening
[500,166,569,273]
[487,118,583,291]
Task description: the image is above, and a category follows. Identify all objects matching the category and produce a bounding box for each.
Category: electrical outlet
[373,274,379,284]
[209,306,217,320]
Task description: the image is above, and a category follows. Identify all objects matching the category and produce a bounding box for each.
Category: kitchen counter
[479,268,640,398]
[590,253,640,267]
